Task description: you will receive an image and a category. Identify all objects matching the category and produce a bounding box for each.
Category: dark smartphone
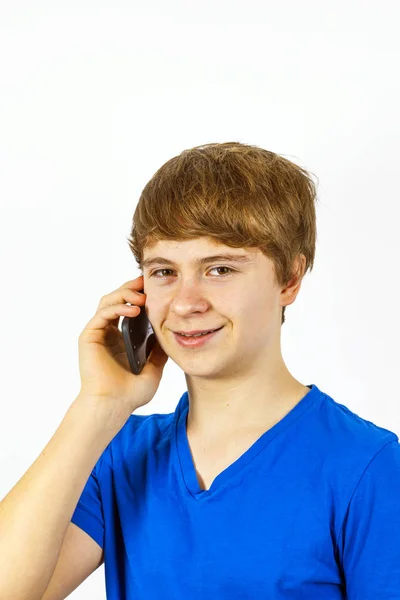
[121,289,156,375]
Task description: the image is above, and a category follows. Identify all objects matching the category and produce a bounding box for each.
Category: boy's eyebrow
[142,253,253,269]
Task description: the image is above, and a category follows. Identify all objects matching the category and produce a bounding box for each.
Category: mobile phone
[121,289,156,375]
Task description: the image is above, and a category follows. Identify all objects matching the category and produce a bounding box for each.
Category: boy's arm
[338,439,400,599]
[0,394,126,600]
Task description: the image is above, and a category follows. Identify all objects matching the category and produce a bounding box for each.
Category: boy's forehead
[143,238,258,257]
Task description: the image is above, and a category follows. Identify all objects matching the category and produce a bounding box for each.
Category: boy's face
[142,237,303,376]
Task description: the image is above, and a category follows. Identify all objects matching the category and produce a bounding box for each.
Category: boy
[1,142,399,599]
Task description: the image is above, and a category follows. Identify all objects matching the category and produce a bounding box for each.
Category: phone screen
[121,289,156,375]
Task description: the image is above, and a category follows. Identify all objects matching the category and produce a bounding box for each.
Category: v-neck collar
[173,384,321,501]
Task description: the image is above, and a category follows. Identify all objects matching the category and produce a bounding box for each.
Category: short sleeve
[71,460,104,549]
[339,439,400,599]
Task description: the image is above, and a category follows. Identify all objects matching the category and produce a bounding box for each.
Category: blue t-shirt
[71,383,400,599]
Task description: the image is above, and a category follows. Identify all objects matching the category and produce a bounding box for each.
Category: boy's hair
[126,141,319,325]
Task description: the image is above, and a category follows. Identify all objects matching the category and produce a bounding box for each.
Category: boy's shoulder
[315,386,398,466]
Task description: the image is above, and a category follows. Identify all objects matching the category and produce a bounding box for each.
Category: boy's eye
[150,267,235,278]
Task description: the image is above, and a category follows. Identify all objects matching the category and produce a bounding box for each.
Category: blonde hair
[126,141,319,324]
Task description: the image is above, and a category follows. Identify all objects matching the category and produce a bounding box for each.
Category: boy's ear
[280,254,307,308]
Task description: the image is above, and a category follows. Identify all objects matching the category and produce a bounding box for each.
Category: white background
[1,1,399,597]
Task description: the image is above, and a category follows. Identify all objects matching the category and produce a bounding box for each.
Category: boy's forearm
[0,394,129,600]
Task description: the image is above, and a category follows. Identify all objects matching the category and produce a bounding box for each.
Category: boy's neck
[185,373,310,441]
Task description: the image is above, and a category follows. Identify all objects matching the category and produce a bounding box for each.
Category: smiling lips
[175,327,222,336]
[173,327,224,346]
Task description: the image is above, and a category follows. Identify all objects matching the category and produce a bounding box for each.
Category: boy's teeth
[180,330,213,337]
